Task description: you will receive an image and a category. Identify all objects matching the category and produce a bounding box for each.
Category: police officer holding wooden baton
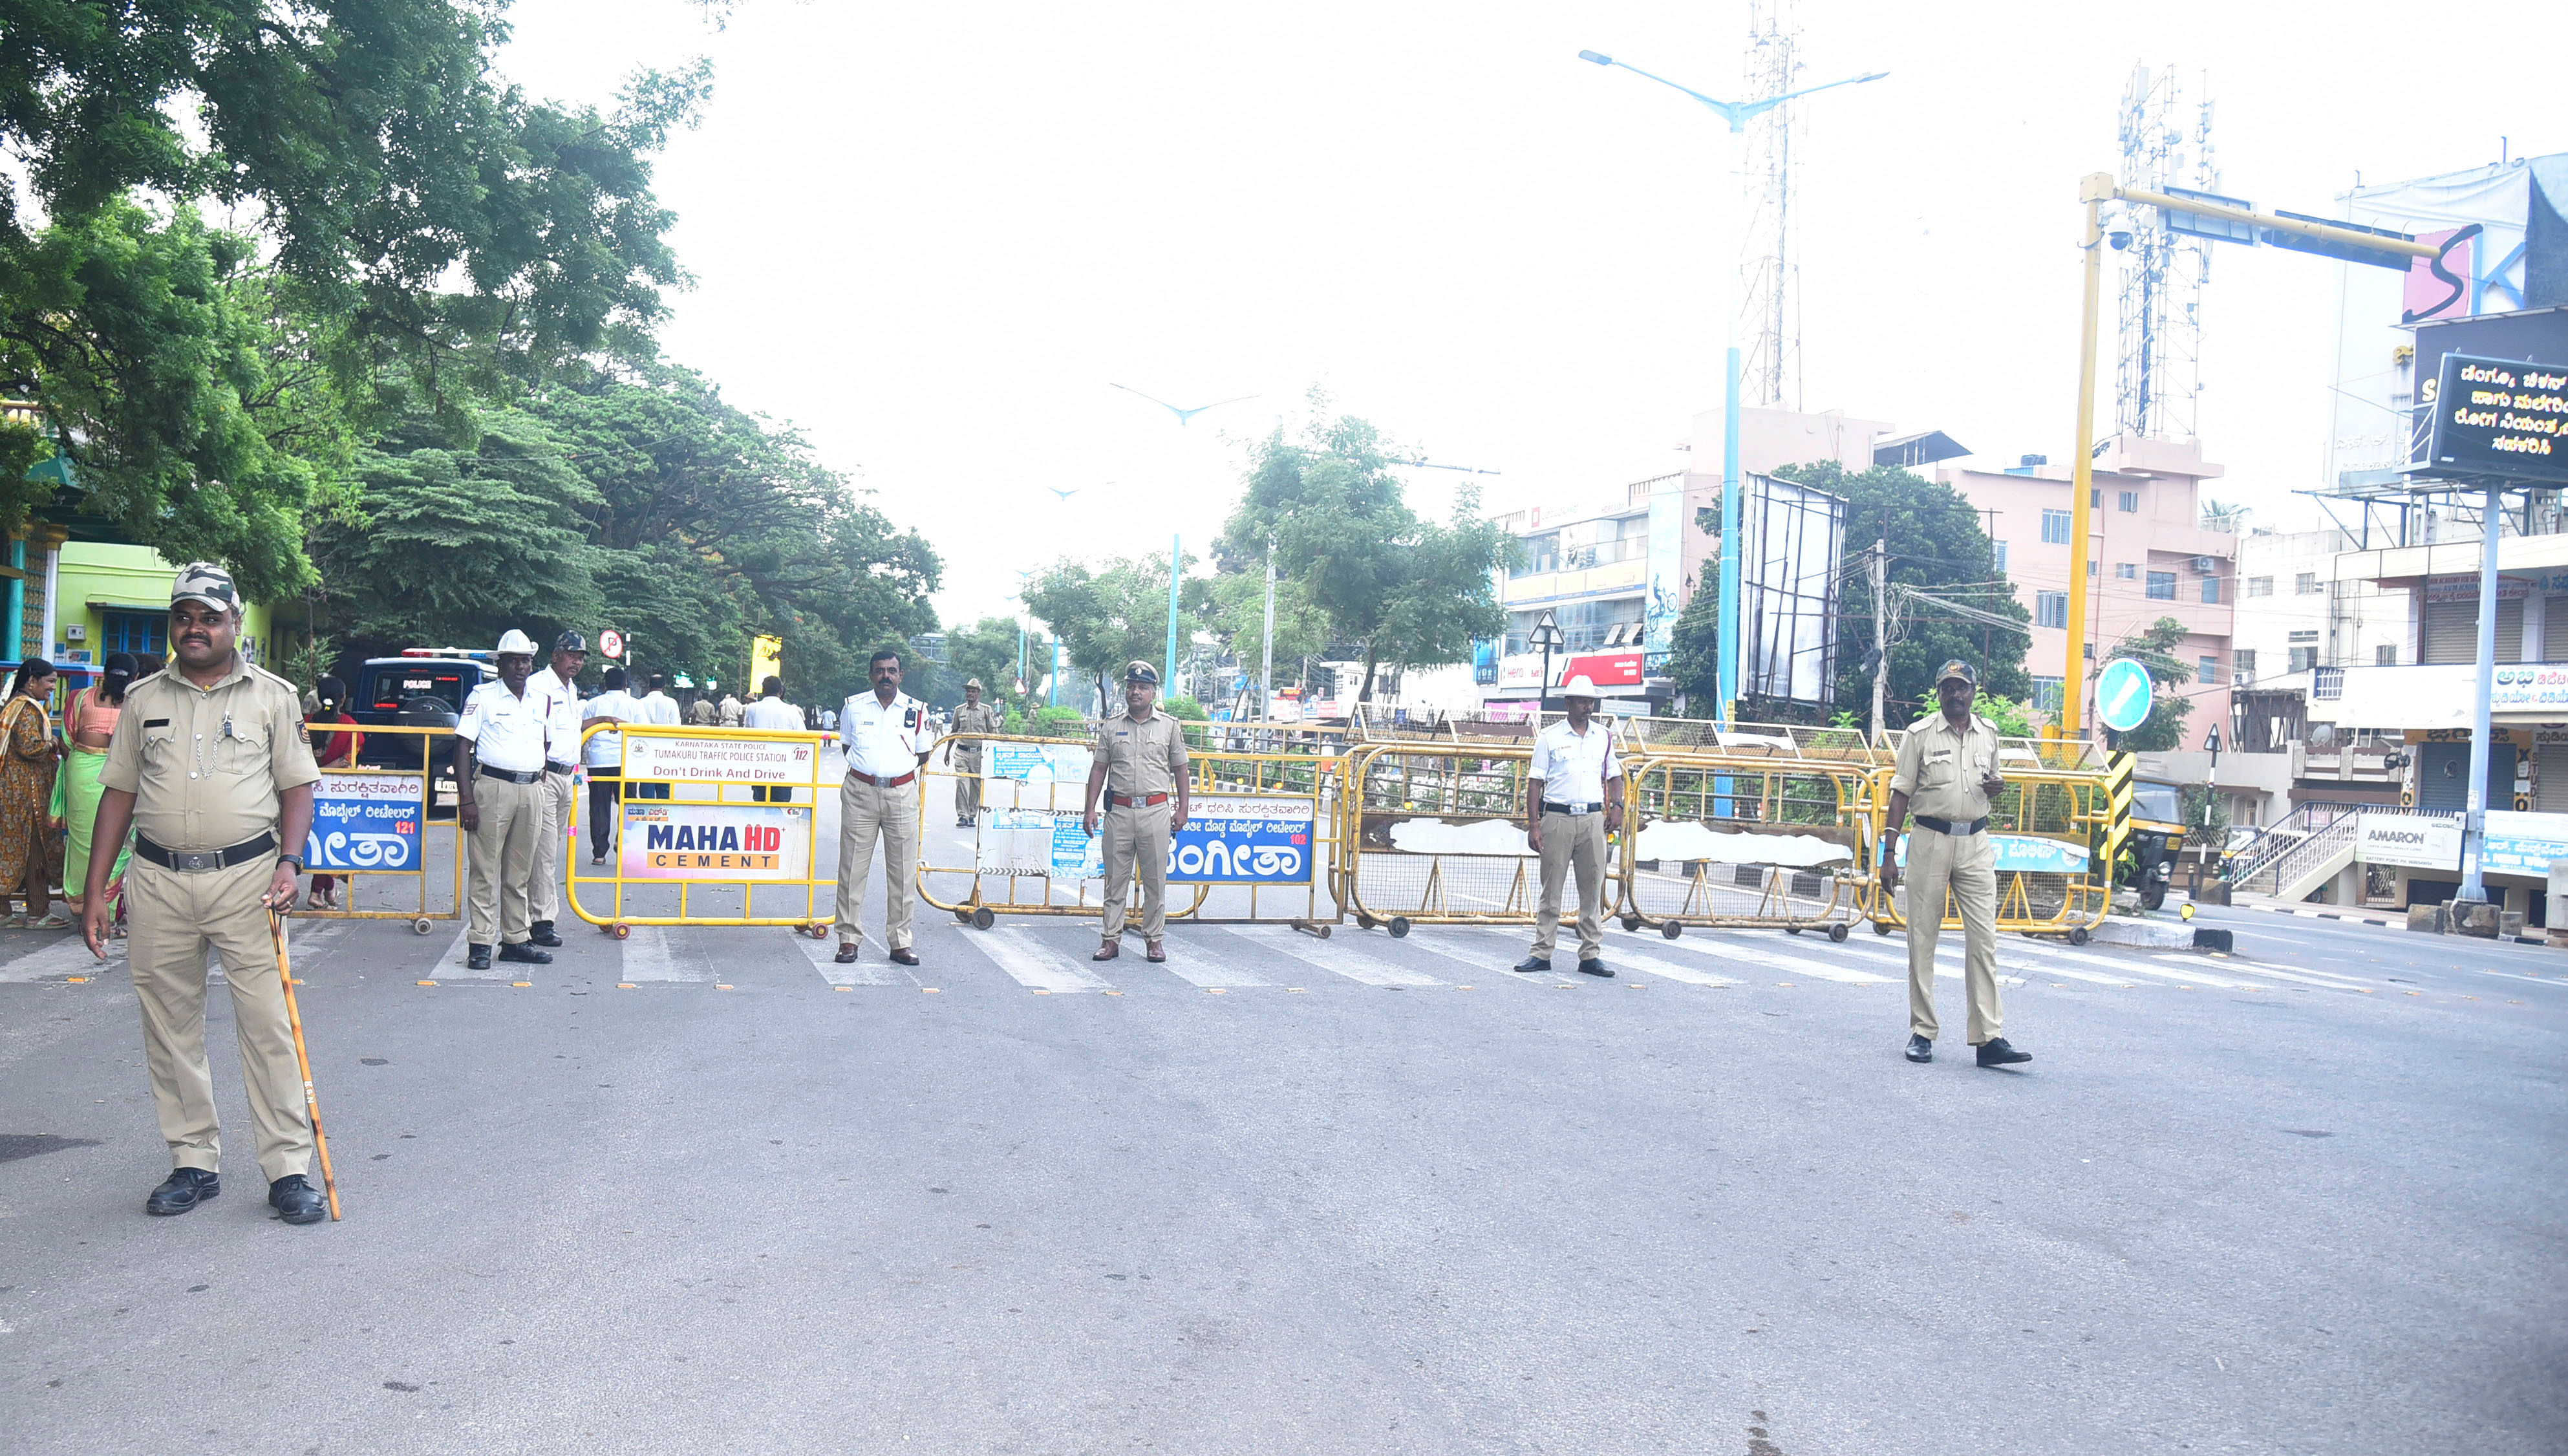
[1879,659,2031,1068]
[81,563,331,1223]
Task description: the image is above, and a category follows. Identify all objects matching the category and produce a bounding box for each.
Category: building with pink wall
[1940,434,2238,739]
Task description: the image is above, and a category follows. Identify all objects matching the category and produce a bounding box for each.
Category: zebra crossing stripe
[981,928,1113,992]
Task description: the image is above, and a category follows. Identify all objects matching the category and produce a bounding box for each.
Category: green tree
[0,3,705,581]
[314,404,604,649]
[1707,460,2032,727]
[1023,551,1208,711]
[1204,565,1331,685]
[938,614,1049,718]
[2104,614,2197,752]
[1217,407,1508,701]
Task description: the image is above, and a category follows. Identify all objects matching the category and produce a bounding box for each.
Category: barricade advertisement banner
[1172,797,1314,884]
[309,771,424,870]
[970,796,1316,884]
[987,742,1090,783]
[1894,833,2090,875]
[618,802,812,881]
[622,733,819,792]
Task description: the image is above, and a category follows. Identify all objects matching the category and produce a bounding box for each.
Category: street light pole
[2459,480,2504,903]
[1165,532,1182,700]
[1576,48,1885,727]
[1260,530,1277,722]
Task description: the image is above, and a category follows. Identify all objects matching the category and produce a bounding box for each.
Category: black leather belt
[477,764,543,786]
[1541,800,1605,816]
[544,761,577,775]
[134,831,277,874]
[1914,814,1988,835]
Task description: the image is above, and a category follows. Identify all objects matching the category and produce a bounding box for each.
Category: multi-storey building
[1939,434,2238,738]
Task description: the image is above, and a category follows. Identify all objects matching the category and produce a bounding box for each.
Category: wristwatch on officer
[278,853,306,875]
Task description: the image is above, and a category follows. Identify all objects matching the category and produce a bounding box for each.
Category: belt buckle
[178,850,217,872]
[1567,800,1592,816]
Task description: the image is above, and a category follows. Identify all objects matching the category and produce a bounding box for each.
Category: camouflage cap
[169,562,239,612]
[1935,659,1979,687]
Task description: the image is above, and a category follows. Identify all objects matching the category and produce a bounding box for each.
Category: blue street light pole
[1166,533,1182,699]
[1576,49,1884,725]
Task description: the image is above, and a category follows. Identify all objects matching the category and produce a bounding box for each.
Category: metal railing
[2225,800,2370,885]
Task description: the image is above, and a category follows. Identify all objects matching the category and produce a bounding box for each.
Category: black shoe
[268,1174,326,1225]
[498,941,553,965]
[528,920,564,948]
[466,944,493,970]
[145,1168,219,1216]
[1512,957,1552,973]
[1976,1037,2032,1067]
[1905,1034,1934,1064]
[1577,959,1613,978]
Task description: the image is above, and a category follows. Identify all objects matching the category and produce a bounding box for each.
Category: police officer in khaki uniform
[1514,675,1622,978]
[81,563,329,1224]
[1880,660,2032,1068]
[1082,661,1190,963]
[947,678,1003,827]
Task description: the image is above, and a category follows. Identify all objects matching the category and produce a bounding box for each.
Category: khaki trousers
[529,769,576,925]
[1904,825,2003,1044]
[1099,802,1173,940]
[127,857,313,1181]
[952,747,983,820]
[467,775,542,946]
[835,774,919,950]
[1530,810,1607,961]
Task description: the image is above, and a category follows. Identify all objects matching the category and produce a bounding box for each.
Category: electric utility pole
[1260,530,1277,722]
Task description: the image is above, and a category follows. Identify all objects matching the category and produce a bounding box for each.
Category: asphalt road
[3,777,2563,1455]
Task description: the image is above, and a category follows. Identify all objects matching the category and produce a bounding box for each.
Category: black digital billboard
[2424,351,2568,484]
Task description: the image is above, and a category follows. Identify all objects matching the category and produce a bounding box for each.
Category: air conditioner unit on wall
[2192,556,2216,573]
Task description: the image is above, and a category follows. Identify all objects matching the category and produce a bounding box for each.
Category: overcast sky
[493,0,2568,630]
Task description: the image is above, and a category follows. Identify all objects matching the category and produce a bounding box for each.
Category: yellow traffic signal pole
[2060,173,2439,738]
[2063,175,2111,736]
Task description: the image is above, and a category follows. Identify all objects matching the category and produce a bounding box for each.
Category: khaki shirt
[101,658,321,851]
[1891,710,2002,824]
[1096,710,1188,800]
[951,701,1003,749]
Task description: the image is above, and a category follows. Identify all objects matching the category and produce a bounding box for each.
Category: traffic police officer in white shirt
[452,630,554,971]
[742,675,806,803]
[525,630,586,948]
[1880,659,2031,1068]
[1516,676,1623,978]
[834,649,931,967]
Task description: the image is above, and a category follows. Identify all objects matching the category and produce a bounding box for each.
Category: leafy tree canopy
[1023,551,1209,712]
[1215,401,1507,701]
[936,614,1049,718]
[314,365,939,702]
[0,1,705,584]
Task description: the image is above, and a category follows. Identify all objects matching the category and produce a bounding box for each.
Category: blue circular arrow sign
[2095,658,2156,733]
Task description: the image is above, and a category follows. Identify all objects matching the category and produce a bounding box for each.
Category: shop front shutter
[2417,741,2519,812]
[2420,597,2525,663]
[2541,744,2568,813]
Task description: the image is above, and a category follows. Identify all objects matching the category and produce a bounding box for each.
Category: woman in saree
[0,658,63,928]
[57,652,135,922]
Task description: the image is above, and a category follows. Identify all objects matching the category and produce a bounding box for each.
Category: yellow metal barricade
[1620,751,1876,941]
[919,732,1343,935]
[291,724,463,933]
[566,723,835,937]
[1860,761,2115,941]
[1338,741,1635,936]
